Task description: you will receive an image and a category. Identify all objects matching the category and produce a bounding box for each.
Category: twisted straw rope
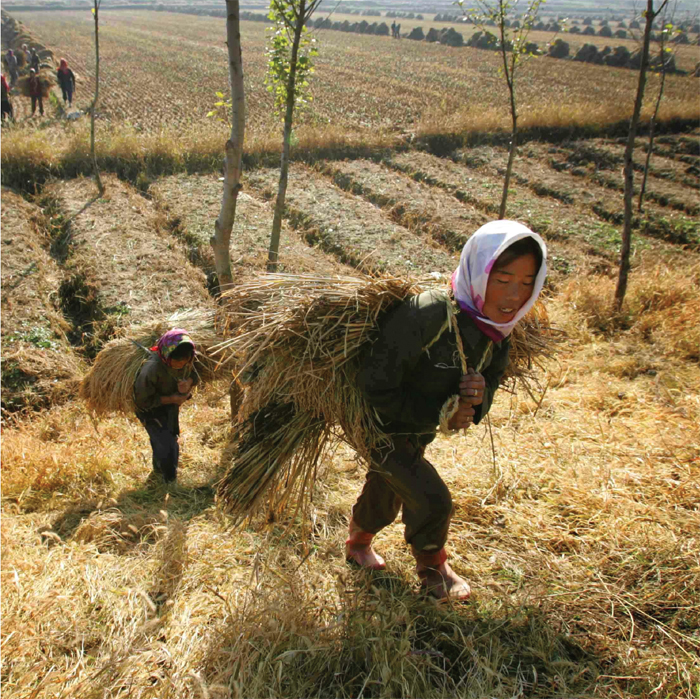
[438,295,492,436]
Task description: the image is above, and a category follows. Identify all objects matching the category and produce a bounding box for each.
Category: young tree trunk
[614,0,659,311]
[267,0,305,273]
[211,0,245,292]
[498,9,517,220]
[91,0,104,195]
[500,106,517,219]
[638,52,667,212]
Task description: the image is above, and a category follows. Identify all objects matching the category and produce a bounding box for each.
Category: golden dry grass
[1,188,86,411]
[1,258,698,698]
[1,9,698,174]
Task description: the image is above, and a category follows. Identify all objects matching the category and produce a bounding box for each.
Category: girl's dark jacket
[56,68,75,91]
[356,290,510,442]
[133,353,199,433]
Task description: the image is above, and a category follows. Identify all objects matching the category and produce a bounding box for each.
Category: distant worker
[28,68,44,117]
[396,23,401,38]
[391,20,397,38]
[5,50,18,86]
[133,329,199,485]
[30,48,40,72]
[56,58,76,108]
[1,73,13,121]
[22,43,31,67]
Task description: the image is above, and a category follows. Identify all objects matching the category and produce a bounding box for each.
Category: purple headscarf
[151,328,196,366]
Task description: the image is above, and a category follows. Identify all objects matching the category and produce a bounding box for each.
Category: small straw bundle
[505,299,562,398]
[79,310,235,417]
[214,274,560,525]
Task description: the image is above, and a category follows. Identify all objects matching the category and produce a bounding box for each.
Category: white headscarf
[451,220,547,338]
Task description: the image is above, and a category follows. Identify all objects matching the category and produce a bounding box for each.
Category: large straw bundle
[16,70,55,98]
[214,274,560,525]
[79,310,235,417]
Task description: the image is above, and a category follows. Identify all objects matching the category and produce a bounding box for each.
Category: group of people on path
[139,221,547,602]
[1,49,75,122]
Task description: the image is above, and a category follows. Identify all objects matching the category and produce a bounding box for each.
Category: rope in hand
[438,294,492,436]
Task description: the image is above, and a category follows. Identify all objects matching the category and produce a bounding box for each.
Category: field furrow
[149,173,353,277]
[246,166,457,273]
[1,189,85,411]
[45,176,211,324]
[386,150,699,261]
[315,159,488,252]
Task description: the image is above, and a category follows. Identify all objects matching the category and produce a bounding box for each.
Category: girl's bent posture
[348,221,547,601]
[134,329,198,484]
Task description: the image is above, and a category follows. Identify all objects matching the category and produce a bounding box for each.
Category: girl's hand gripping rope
[178,378,194,395]
[459,368,485,406]
[447,399,475,430]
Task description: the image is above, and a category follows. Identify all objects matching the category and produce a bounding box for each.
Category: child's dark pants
[352,435,453,552]
[31,95,44,115]
[138,405,180,482]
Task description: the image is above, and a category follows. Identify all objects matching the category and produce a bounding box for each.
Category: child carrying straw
[346,220,547,601]
[134,329,198,485]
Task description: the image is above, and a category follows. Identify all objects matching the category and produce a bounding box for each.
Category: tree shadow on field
[197,565,615,699]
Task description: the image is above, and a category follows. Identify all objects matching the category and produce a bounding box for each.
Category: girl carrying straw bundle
[346,221,547,601]
[134,329,198,485]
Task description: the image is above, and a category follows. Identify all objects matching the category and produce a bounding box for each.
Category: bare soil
[315,158,488,253]
[45,175,211,327]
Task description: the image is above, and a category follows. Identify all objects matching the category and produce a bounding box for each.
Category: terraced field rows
[246,166,457,273]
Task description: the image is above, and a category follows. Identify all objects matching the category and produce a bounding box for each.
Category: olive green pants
[352,435,453,552]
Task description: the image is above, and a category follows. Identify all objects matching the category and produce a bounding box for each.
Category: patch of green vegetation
[583,222,651,257]
[550,255,572,275]
[1,359,30,392]
[6,324,59,350]
[527,214,555,237]
[102,301,131,318]
[36,192,73,262]
[641,215,700,250]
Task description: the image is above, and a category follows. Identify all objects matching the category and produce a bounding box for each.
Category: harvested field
[44,175,211,353]
[246,165,457,273]
[7,10,700,139]
[1,6,700,697]
[315,158,488,252]
[449,140,700,246]
[149,173,352,277]
[384,149,698,275]
[1,188,85,411]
